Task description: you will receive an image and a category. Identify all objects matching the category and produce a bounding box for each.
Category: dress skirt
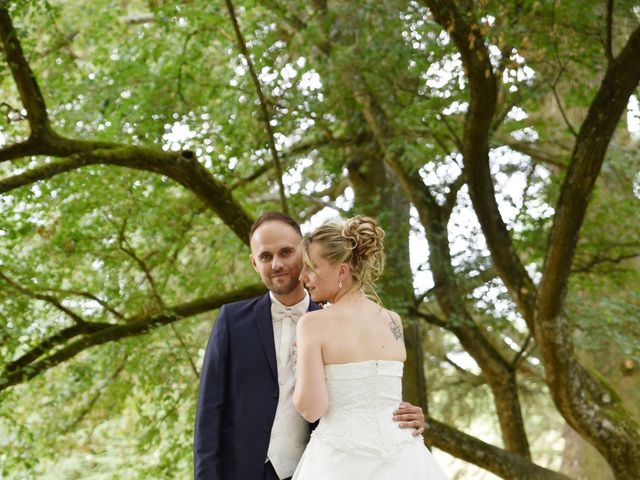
[292,434,449,480]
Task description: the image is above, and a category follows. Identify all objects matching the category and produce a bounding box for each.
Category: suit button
[264,424,271,432]
[272,391,278,399]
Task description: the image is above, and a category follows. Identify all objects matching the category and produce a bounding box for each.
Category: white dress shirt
[267,291,311,479]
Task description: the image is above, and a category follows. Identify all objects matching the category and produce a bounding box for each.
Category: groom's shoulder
[222,293,268,316]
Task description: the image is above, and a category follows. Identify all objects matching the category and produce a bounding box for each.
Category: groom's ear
[250,253,259,273]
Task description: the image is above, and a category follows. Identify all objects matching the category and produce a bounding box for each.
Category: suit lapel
[255,293,278,380]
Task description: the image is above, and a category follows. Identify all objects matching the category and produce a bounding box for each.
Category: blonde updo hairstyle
[303,216,385,302]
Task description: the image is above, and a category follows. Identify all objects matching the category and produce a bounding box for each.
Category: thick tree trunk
[560,341,640,479]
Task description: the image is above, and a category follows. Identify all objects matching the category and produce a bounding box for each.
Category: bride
[292,216,448,479]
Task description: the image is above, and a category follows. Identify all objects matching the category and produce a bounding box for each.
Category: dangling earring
[338,280,343,289]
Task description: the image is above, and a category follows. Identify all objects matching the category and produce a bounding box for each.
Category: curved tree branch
[442,171,466,220]
[114,223,200,377]
[539,22,640,320]
[229,163,272,190]
[0,101,28,122]
[3,323,111,376]
[550,68,579,137]
[0,6,50,136]
[41,288,125,320]
[224,0,289,215]
[0,142,255,245]
[115,218,166,310]
[0,152,92,190]
[436,113,464,152]
[421,0,538,330]
[0,269,90,325]
[493,133,570,170]
[424,418,571,480]
[534,22,640,478]
[62,353,129,433]
[0,139,43,162]
[572,250,640,274]
[0,135,119,163]
[605,0,614,63]
[0,283,266,392]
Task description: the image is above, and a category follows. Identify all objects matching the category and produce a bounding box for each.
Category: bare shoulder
[297,309,329,331]
[300,308,330,322]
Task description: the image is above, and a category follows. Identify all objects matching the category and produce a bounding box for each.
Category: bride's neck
[331,287,365,305]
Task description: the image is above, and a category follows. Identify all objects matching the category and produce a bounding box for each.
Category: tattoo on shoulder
[388,313,403,341]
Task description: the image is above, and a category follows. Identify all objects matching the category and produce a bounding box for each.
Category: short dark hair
[249,211,302,242]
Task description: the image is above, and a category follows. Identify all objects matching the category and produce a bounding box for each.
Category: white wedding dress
[292,360,448,480]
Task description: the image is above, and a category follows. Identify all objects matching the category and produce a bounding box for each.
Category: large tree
[1,1,638,478]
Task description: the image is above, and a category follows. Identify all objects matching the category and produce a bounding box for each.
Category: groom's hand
[393,402,425,436]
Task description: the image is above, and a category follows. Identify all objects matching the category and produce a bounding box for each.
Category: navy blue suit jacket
[194,293,321,480]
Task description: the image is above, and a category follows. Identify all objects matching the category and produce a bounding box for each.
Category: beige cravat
[271,297,308,366]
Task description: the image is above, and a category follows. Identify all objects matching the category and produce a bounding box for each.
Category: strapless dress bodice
[311,360,415,457]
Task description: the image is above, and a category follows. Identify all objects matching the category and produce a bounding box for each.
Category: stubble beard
[266,274,301,296]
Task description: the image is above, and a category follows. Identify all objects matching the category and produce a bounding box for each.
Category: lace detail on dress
[310,360,418,458]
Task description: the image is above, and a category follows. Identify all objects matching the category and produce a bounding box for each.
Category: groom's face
[250,220,303,295]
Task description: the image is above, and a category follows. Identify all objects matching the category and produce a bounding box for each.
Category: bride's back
[316,296,406,366]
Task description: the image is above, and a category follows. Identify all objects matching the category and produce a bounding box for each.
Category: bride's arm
[292,312,329,423]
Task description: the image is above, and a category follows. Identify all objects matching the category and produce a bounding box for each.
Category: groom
[194,212,425,480]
